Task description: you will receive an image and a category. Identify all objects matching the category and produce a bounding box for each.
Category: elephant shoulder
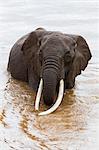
[7,33,30,73]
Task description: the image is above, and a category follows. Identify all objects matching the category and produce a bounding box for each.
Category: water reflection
[0,73,99,149]
[0,78,94,149]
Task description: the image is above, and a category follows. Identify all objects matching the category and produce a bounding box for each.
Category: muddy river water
[0,0,99,149]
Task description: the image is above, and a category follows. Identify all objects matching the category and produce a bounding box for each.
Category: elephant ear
[21,28,46,54]
[74,35,92,70]
[21,31,39,55]
[65,35,92,89]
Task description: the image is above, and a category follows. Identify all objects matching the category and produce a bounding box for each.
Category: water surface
[0,0,99,149]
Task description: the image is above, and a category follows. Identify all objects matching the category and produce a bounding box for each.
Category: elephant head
[17,28,92,115]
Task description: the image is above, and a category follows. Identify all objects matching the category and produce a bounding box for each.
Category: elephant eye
[64,50,72,63]
[65,50,70,55]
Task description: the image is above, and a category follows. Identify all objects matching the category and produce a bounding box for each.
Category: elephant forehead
[43,35,66,48]
[45,33,74,47]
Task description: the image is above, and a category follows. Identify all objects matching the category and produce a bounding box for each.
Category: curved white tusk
[38,79,64,116]
[35,78,43,111]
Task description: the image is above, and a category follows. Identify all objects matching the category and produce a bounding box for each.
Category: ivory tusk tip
[38,113,43,116]
[35,108,39,111]
[35,105,39,111]
[38,112,48,116]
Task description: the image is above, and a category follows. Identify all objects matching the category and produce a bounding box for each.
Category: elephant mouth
[35,78,64,115]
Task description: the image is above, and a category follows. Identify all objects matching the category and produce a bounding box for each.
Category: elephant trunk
[35,56,65,115]
[43,69,58,106]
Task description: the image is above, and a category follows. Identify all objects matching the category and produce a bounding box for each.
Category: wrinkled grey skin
[7,28,92,106]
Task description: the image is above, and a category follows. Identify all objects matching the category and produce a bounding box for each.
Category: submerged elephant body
[7,28,92,115]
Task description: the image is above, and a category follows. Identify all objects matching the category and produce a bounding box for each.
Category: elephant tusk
[38,79,64,116]
[35,78,43,110]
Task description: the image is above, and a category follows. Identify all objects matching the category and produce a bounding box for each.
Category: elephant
[7,27,92,115]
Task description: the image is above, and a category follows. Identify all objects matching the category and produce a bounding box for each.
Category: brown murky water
[0,0,99,149]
